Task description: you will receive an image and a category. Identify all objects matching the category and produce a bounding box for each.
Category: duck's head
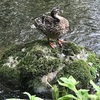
[51,7,60,18]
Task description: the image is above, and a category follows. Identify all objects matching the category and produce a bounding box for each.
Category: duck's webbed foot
[50,42,57,48]
[57,38,66,46]
[48,38,57,48]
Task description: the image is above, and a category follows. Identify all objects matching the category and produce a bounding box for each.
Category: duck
[34,7,69,48]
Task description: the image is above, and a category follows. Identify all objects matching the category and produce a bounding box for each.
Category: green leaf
[58,94,78,100]
[58,76,78,91]
[90,80,100,96]
[52,85,59,100]
[60,76,79,85]
[76,89,89,100]
[96,96,100,100]
[31,96,35,100]
[88,94,97,100]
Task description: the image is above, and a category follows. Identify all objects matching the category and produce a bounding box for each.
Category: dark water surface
[0,0,100,99]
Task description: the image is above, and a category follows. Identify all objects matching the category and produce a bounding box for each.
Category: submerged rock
[0,40,100,98]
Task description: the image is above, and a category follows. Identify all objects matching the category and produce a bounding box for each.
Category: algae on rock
[0,40,100,94]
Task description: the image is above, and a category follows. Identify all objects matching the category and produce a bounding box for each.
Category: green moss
[0,40,99,91]
[0,66,20,89]
[88,51,100,68]
[61,60,92,88]
[62,42,82,56]
[18,51,63,77]
[0,47,7,59]
[87,51,100,77]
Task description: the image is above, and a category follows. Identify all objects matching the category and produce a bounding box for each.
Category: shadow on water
[0,0,100,99]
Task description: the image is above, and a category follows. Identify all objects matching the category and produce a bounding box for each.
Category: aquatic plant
[6,76,100,100]
[58,76,100,100]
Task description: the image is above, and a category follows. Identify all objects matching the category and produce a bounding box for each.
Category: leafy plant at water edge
[58,76,100,100]
[6,76,100,100]
[51,85,59,100]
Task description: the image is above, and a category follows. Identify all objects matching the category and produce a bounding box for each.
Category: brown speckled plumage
[34,7,69,48]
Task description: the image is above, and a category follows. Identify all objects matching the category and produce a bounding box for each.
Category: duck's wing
[34,15,56,32]
[34,16,46,32]
[43,16,54,27]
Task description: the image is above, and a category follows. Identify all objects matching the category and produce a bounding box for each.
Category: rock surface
[0,40,100,98]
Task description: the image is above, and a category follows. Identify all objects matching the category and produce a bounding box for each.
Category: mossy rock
[0,66,20,89]
[62,42,82,56]
[60,60,92,88]
[0,40,100,95]
[88,51,100,69]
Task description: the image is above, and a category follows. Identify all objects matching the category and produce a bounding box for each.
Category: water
[0,0,100,99]
[65,0,100,57]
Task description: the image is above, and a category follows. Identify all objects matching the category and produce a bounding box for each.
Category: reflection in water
[0,0,100,99]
